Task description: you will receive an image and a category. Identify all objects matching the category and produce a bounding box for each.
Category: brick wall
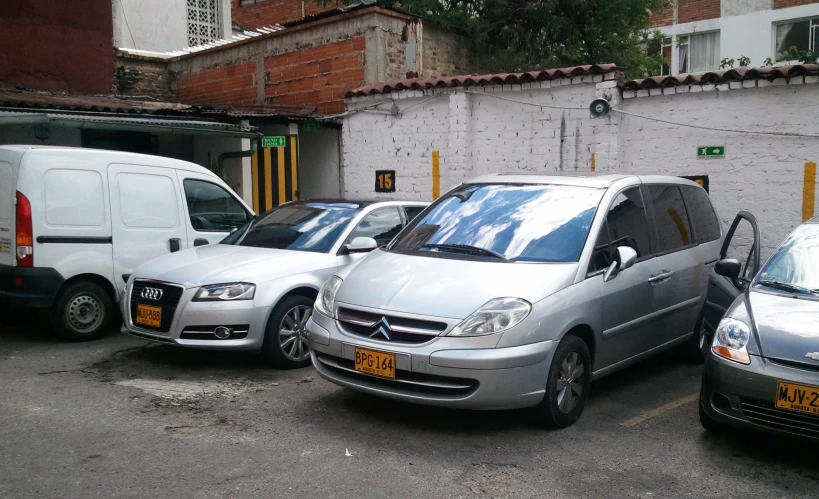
[177,60,257,105]
[232,0,342,28]
[344,77,819,255]
[422,25,475,78]
[679,0,721,24]
[773,0,819,8]
[113,53,177,102]
[0,0,113,94]
[265,37,366,114]
[649,1,675,27]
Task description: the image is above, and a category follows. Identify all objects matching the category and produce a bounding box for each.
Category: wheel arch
[56,273,118,304]
[562,323,596,368]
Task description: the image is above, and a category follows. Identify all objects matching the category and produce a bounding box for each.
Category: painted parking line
[621,392,699,427]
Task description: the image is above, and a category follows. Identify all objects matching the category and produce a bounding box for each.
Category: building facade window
[660,37,673,75]
[678,31,720,73]
[775,18,819,62]
[187,0,221,47]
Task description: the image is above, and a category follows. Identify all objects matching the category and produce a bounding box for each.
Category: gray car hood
[133,244,332,288]
[335,250,578,319]
[749,289,819,364]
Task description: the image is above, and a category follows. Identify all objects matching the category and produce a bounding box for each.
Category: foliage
[321,0,666,79]
[777,46,819,64]
[719,57,735,70]
[719,55,750,69]
[763,57,774,67]
[737,55,751,67]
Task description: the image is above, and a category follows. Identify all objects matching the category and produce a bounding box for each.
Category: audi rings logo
[140,287,164,301]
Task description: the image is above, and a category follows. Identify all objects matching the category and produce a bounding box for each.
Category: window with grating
[187,0,221,47]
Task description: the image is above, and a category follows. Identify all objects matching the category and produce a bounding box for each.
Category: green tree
[324,0,666,79]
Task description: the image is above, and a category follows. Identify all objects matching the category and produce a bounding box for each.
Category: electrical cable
[119,0,138,50]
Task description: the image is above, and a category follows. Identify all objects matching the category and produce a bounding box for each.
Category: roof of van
[1,145,218,175]
[467,173,700,189]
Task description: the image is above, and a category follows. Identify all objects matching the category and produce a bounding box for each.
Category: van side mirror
[715,258,741,279]
[604,246,638,282]
[344,237,378,254]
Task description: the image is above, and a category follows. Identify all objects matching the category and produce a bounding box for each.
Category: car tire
[532,334,592,429]
[682,309,709,364]
[50,281,113,341]
[260,295,314,369]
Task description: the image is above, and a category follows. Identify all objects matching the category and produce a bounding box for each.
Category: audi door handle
[648,271,674,283]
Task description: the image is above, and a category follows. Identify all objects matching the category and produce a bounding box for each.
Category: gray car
[307,174,732,427]
[121,199,427,368]
[701,218,819,440]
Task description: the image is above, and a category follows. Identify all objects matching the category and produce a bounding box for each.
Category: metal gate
[250,135,299,213]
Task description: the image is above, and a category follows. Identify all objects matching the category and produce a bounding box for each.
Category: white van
[0,145,253,340]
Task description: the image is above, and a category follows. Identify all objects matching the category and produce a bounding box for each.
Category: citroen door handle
[648,271,674,284]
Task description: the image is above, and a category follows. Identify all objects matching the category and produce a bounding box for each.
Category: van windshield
[221,203,360,253]
[389,183,603,263]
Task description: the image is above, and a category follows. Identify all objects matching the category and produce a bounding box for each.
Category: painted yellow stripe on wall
[290,136,298,200]
[251,152,259,213]
[667,207,690,246]
[264,147,273,212]
[278,146,286,204]
[803,162,816,222]
[432,150,440,200]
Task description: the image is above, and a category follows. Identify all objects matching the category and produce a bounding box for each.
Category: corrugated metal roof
[0,89,191,114]
[345,64,622,97]
[199,104,316,118]
[622,64,819,90]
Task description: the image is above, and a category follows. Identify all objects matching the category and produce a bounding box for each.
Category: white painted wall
[342,76,819,256]
[113,0,232,52]
[656,2,819,74]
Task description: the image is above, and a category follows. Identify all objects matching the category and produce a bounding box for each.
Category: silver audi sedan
[121,199,427,368]
[701,218,819,440]
[308,174,731,427]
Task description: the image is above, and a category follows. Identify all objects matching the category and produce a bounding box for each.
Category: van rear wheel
[50,281,113,341]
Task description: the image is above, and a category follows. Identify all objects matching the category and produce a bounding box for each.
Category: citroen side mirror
[604,246,638,282]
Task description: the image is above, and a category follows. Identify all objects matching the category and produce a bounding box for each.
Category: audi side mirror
[345,237,378,254]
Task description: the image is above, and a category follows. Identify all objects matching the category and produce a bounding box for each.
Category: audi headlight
[315,276,342,317]
[712,318,752,365]
[448,297,532,337]
[193,283,256,302]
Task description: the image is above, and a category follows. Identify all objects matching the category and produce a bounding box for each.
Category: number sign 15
[375,170,396,193]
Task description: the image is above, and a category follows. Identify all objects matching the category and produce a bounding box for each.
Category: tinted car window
[756,224,819,291]
[183,179,250,232]
[225,202,360,253]
[390,184,604,263]
[681,186,720,243]
[588,187,651,273]
[404,206,426,222]
[648,185,693,253]
[346,207,404,246]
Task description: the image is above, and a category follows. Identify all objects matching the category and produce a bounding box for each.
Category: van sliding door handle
[648,271,674,283]
[169,238,181,252]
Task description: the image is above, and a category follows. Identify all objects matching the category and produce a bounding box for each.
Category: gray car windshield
[221,203,360,253]
[389,183,603,262]
[755,224,819,294]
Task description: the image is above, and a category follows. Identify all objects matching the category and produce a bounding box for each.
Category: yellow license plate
[135,303,162,328]
[775,381,819,416]
[354,347,396,379]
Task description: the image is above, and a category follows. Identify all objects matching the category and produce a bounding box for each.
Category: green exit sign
[262,136,286,148]
[697,146,725,159]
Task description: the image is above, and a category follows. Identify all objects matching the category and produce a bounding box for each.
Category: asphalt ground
[1,318,817,498]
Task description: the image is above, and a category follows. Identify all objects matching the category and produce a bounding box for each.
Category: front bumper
[121,281,271,351]
[0,265,64,308]
[306,309,556,410]
[701,351,819,441]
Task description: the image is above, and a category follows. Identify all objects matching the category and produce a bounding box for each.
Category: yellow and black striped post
[250,135,300,213]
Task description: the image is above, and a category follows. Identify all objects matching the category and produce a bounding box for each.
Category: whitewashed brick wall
[342,77,819,255]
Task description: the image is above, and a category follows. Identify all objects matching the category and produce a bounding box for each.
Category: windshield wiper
[421,244,509,261]
[757,280,819,295]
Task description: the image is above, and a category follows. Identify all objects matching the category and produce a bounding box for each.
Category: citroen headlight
[315,276,343,317]
[712,318,752,365]
[448,297,532,337]
[193,283,256,301]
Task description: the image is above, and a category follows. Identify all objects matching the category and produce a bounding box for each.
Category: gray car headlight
[193,283,256,302]
[712,318,751,365]
[448,297,532,337]
[315,276,343,317]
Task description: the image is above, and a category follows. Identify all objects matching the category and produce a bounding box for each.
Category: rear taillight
[15,191,33,267]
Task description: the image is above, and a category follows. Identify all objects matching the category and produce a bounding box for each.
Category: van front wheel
[50,282,113,341]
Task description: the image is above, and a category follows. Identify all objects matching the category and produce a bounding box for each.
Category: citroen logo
[806,352,819,361]
[369,316,392,341]
[140,287,164,301]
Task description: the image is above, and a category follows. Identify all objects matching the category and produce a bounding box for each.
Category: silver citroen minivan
[307,174,725,428]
